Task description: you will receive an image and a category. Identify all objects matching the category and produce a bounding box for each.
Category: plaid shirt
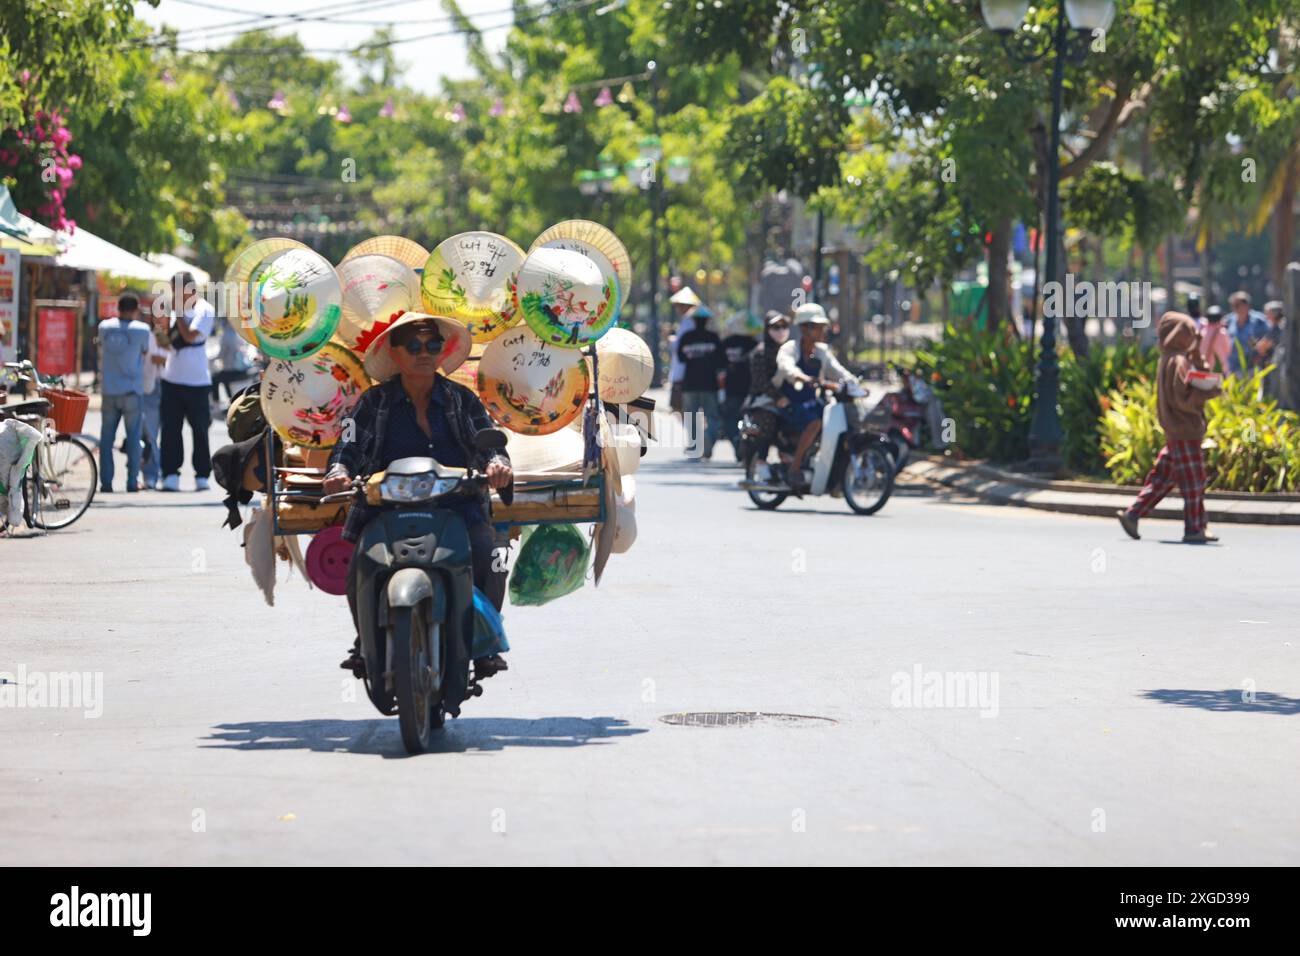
[327,375,510,541]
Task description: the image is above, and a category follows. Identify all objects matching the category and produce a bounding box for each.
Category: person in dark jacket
[323,313,513,673]
[718,315,757,460]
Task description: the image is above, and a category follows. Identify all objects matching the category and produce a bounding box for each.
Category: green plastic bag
[508,523,590,607]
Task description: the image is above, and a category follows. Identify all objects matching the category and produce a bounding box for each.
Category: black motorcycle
[323,429,511,754]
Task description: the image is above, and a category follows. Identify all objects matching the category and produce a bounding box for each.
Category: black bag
[167,317,205,351]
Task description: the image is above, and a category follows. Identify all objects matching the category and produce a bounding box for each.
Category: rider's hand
[776,397,790,408]
[823,381,840,393]
[486,460,513,490]
[322,473,352,495]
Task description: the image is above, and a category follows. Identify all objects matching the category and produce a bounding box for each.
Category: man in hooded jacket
[1118,312,1222,544]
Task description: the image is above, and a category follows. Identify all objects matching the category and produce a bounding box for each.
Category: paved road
[3,407,1298,865]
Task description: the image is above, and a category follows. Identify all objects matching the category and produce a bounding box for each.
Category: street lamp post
[577,62,691,387]
[979,0,1114,466]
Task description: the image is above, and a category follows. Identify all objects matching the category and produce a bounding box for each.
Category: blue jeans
[139,388,162,485]
[100,392,143,491]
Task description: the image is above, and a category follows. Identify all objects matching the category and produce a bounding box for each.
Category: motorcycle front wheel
[391,601,444,754]
[841,445,895,515]
[744,446,788,510]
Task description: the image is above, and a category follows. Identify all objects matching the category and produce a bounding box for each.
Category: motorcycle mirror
[474,428,508,452]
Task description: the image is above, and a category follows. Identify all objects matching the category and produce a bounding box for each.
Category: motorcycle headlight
[379,471,462,503]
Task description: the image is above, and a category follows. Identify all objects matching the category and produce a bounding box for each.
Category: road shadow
[1140,688,1300,715]
[202,715,648,757]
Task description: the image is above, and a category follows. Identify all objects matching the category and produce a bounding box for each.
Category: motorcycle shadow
[203,716,648,758]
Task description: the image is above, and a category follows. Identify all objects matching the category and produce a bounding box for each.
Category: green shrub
[1098,376,1162,485]
[1059,339,1158,475]
[1099,365,1300,492]
[1204,368,1300,492]
[915,321,1034,462]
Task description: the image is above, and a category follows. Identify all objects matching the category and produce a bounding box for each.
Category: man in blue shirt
[97,294,152,492]
[1227,290,1270,374]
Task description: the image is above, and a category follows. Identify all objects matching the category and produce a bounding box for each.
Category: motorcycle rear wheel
[744,447,788,510]
[391,601,444,754]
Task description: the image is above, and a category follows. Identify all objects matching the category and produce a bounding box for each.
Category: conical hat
[361,311,472,382]
[588,327,653,404]
[339,235,429,270]
[336,254,421,352]
[669,286,701,307]
[504,427,585,474]
[529,219,631,311]
[223,237,310,346]
[421,232,526,343]
[476,325,589,435]
[515,246,619,348]
[260,343,371,449]
[252,247,342,361]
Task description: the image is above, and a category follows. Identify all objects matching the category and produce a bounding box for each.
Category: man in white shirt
[159,272,215,492]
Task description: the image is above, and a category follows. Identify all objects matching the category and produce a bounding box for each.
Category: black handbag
[167,317,205,350]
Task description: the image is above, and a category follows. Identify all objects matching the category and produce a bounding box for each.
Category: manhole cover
[659,711,836,728]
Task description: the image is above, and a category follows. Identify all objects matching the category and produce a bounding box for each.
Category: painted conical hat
[339,235,429,271]
[252,247,342,361]
[587,327,653,404]
[514,246,619,348]
[224,237,310,346]
[260,343,371,449]
[421,231,526,343]
[530,220,631,311]
[336,254,421,352]
[476,324,590,435]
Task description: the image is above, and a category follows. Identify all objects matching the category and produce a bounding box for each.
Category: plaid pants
[1127,439,1207,534]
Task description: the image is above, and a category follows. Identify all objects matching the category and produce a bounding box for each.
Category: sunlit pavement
[3,409,1298,865]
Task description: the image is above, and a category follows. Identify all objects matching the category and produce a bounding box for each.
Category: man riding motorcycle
[322,312,514,677]
[773,303,855,492]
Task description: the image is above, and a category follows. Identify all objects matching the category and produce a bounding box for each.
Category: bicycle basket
[38,388,89,434]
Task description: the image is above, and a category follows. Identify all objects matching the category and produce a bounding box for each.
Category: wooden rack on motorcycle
[263,342,613,540]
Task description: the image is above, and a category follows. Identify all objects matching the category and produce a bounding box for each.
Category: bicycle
[0,360,97,531]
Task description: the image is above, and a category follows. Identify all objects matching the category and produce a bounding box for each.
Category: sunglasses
[398,336,444,355]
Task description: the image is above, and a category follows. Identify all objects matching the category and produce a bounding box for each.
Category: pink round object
[305,525,352,595]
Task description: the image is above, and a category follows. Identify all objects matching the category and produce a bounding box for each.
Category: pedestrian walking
[719,314,757,460]
[667,286,702,414]
[138,305,170,490]
[676,305,724,460]
[1118,312,1222,544]
[97,294,152,493]
[1227,290,1270,374]
[210,318,252,409]
[1197,305,1231,374]
[159,272,215,492]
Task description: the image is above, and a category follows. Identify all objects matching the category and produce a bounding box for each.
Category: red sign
[37,308,78,377]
